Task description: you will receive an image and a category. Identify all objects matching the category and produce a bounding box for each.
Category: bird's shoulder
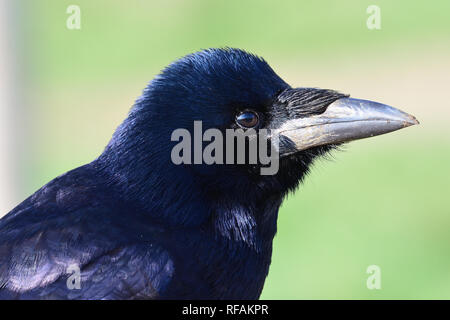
[2,163,113,222]
[0,164,175,299]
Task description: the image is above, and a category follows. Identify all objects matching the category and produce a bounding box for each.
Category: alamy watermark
[366,264,381,290]
[66,5,81,30]
[366,5,381,30]
[66,264,81,290]
[170,121,280,175]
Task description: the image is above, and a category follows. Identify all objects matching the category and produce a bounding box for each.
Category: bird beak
[275,98,419,156]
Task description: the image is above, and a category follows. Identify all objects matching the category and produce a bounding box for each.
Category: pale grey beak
[276,98,419,156]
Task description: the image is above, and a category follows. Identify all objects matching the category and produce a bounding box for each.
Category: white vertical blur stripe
[0,0,18,215]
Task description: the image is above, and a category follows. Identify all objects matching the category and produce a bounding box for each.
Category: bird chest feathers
[160,199,280,299]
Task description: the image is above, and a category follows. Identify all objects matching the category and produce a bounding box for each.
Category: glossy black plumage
[0,48,347,299]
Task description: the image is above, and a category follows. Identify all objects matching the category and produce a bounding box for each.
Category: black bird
[0,48,418,299]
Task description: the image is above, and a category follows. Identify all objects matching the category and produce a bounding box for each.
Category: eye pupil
[236,111,259,128]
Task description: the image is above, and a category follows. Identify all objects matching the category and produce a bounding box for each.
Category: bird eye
[235,111,259,128]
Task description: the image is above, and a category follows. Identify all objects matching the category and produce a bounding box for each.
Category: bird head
[101,48,418,223]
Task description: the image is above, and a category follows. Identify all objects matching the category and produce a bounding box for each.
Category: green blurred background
[2,0,450,299]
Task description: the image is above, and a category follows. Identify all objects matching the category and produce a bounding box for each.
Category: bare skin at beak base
[275,98,419,156]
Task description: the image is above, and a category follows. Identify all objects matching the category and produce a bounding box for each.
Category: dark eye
[235,111,259,128]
